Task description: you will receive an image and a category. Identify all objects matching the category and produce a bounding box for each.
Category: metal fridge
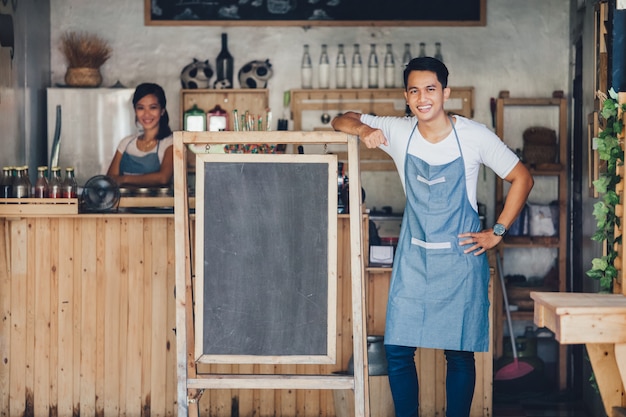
[46,87,136,186]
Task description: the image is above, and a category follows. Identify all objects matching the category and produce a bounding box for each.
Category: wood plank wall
[0,215,492,417]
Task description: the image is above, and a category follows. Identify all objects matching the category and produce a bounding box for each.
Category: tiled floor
[493,391,590,417]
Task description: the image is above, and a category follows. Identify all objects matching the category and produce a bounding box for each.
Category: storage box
[370,245,394,266]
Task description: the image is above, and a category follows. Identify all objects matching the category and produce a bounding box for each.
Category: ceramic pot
[347,335,388,376]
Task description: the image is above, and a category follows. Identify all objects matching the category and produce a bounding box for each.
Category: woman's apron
[119,138,161,175]
[384,119,490,352]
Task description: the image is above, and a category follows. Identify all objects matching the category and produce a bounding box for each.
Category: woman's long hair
[133,83,173,140]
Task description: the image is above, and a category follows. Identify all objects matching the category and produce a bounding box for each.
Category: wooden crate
[0,198,78,215]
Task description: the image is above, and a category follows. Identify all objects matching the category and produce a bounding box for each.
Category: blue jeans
[385,344,476,417]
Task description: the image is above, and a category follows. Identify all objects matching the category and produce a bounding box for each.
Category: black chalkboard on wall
[146,0,486,26]
[195,153,338,363]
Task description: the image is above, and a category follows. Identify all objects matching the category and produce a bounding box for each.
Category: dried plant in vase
[60,31,111,87]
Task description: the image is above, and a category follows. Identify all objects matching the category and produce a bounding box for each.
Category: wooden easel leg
[187,389,203,417]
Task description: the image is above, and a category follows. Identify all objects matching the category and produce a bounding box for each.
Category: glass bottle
[434,42,443,62]
[403,43,412,67]
[13,167,31,198]
[367,44,379,89]
[384,43,395,88]
[301,44,313,89]
[34,166,49,198]
[62,167,78,198]
[216,33,234,88]
[335,44,347,89]
[351,44,363,89]
[318,44,330,89]
[48,166,63,198]
[418,42,427,58]
[1,166,13,199]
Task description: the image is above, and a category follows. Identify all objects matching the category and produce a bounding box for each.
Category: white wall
[50,0,571,220]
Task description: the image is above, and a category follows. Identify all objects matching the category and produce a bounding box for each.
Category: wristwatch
[493,223,507,237]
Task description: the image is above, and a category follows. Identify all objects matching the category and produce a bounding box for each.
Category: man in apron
[331,57,533,417]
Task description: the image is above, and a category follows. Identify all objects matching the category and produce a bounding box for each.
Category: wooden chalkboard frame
[194,152,338,364]
[173,130,370,417]
[145,0,486,27]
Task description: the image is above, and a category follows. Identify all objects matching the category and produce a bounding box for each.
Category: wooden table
[531,291,626,417]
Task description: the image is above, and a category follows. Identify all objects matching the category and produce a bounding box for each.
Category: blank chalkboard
[146,0,485,26]
[194,153,337,363]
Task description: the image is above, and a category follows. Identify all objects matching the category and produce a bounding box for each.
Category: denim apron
[119,138,161,175]
[384,119,490,352]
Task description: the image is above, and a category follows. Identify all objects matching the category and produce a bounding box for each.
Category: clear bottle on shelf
[319,44,330,89]
[368,44,379,89]
[13,166,31,198]
[403,43,412,67]
[434,42,444,62]
[335,44,347,89]
[351,43,363,89]
[216,33,234,88]
[384,43,396,88]
[48,166,62,198]
[62,167,78,198]
[301,44,313,89]
[1,166,13,199]
[34,166,49,198]
[418,42,427,58]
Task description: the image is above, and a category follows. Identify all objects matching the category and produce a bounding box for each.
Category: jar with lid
[48,166,62,198]
[335,44,347,89]
[402,43,412,67]
[34,166,49,198]
[1,166,13,199]
[183,104,206,132]
[62,167,78,198]
[434,42,444,62]
[383,43,395,88]
[367,44,379,89]
[418,42,426,58]
[318,44,330,89]
[351,44,363,89]
[301,44,313,89]
[12,166,31,198]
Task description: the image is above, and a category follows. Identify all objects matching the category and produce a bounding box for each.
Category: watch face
[494,223,506,236]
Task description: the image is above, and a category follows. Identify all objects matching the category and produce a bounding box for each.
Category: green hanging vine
[587,88,625,293]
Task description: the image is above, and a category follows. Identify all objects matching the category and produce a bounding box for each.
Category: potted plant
[60,31,111,87]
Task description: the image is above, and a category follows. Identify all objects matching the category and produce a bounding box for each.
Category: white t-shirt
[360,114,519,211]
[115,134,174,164]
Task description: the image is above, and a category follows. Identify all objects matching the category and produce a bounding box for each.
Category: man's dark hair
[403,57,449,89]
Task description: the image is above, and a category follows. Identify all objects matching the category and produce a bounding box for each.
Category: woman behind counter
[106,83,174,186]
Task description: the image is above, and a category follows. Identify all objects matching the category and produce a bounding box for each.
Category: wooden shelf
[289,87,474,171]
[494,90,569,389]
[503,236,560,248]
[179,89,269,132]
[290,87,474,130]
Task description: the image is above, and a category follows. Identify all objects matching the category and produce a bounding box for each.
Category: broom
[494,251,535,381]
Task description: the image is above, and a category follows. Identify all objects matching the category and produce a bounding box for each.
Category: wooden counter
[0,214,178,417]
[0,214,492,417]
[532,291,626,416]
